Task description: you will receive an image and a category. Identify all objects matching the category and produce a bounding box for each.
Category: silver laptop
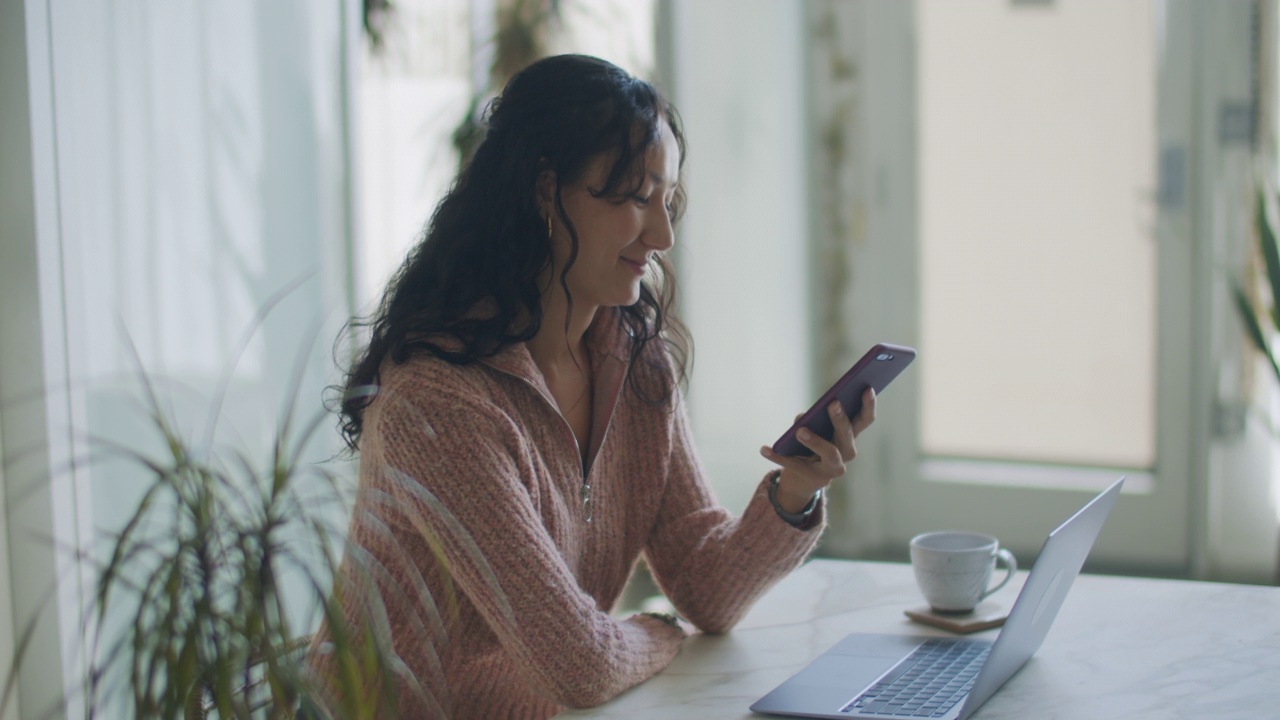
[751,477,1124,720]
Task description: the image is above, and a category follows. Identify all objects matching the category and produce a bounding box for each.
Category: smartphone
[770,342,916,457]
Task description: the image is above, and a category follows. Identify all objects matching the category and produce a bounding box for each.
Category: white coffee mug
[909,531,1017,613]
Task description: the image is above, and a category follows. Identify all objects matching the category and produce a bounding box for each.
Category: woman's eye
[632,194,651,206]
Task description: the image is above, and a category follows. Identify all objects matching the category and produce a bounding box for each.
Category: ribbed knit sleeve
[366,378,683,710]
[643,394,825,634]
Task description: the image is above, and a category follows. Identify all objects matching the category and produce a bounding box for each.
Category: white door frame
[810,0,1259,577]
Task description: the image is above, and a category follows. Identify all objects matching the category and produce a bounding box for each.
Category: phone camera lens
[876,353,893,361]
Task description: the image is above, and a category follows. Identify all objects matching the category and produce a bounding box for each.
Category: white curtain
[1,1,357,716]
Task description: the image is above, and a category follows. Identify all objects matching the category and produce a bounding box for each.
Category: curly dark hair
[335,54,692,450]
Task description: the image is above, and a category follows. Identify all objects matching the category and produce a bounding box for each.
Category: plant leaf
[1232,282,1280,386]
[1258,188,1280,323]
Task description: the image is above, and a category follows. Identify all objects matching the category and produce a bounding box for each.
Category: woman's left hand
[759,387,877,513]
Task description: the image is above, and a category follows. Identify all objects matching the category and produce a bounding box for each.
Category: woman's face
[545,119,679,311]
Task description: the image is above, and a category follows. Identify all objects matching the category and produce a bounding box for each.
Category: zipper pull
[580,482,593,524]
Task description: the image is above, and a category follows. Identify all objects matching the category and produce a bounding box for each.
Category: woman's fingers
[763,427,846,479]
[800,426,844,468]
[762,387,880,486]
[827,401,857,461]
[850,388,877,437]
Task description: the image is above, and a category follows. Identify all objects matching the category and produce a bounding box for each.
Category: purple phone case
[771,342,916,457]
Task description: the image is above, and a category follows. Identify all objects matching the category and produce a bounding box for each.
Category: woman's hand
[758,388,877,513]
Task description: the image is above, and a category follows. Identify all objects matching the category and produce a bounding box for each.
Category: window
[918,0,1158,472]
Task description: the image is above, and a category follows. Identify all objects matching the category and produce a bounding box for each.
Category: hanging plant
[452,0,564,167]
[363,0,394,54]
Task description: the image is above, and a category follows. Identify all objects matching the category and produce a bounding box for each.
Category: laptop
[751,476,1125,720]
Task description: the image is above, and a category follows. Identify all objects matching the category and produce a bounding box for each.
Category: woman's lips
[621,256,648,274]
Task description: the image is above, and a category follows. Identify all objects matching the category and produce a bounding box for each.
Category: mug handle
[981,548,1017,599]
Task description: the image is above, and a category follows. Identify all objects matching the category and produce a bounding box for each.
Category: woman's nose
[645,207,675,250]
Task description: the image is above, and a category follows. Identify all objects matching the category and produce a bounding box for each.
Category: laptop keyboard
[840,638,990,718]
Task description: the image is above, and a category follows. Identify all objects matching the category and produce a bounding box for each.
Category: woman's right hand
[758,387,877,513]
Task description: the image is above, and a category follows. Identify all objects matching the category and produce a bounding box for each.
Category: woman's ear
[536,167,556,219]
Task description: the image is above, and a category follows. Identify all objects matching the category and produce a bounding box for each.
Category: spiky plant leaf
[1256,188,1280,329]
[73,330,423,719]
[1233,281,1280,386]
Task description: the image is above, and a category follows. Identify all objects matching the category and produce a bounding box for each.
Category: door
[810,0,1237,575]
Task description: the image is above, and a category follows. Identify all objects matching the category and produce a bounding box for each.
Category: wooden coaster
[904,602,1008,634]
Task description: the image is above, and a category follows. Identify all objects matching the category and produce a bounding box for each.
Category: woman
[308,54,876,719]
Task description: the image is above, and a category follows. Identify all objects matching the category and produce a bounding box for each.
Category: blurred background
[3,1,1279,717]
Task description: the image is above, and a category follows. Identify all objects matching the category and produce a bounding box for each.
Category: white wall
[667,0,814,513]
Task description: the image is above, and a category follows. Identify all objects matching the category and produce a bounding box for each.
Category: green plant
[1231,182,1280,586]
[75,318,415,719]
[1232,185,1280,387]
[1,323,422,719]
[0,10,415,716]
[362,0,394,53]
[83,358,333,718]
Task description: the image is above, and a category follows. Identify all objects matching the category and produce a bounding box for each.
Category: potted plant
[76,327,421,719]
[82,360,342,719]
[1,327,427,719]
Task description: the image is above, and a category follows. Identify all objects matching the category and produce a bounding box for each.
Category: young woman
[308,54,876,720]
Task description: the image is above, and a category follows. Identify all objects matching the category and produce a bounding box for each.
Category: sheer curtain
[1,1,358,716]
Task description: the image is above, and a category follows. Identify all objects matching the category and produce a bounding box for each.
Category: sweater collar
[479,309,633,474]
[477,307,629,388]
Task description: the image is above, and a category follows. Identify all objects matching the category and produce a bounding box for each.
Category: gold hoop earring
[546,214,553,239]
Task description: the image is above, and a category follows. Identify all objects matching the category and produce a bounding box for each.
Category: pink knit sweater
[309,309,824,718]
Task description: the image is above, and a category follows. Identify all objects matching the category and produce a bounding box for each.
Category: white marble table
[557,559,1280,719]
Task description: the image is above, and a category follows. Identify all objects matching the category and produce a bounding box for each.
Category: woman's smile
[620,255,649,274]
[545,118,679,310]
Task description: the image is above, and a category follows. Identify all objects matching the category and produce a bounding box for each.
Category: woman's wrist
[768,471,820,526]
[772,471,820,514]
